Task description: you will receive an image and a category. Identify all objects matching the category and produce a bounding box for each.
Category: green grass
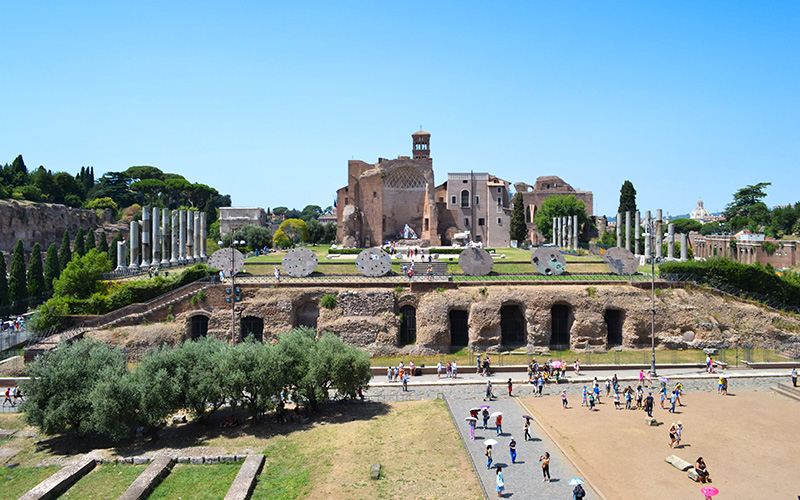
[250,439,312,500]
[59,463,147,499]
[0,466,61,499]
[147,462,242,500]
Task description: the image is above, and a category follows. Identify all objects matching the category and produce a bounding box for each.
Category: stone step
[771,384,800,403]
[665,454,692,471]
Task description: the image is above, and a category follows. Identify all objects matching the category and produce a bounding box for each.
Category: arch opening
[550,304,571,348]
[190,315,209,340]
[295,302,319,329]
[605,309,624,347]
[241,316,264,342]
[400,305,417,345]
[449,310,469,347]
[500,305,526,346]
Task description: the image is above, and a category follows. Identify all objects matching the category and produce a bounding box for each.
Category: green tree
[223,339,277,422]
[26,243,45,301]
[306,219,325,245]
[724,182,771,221]
[85,229,96,252]
[0,255,9,307]
[124,165,164,181]
[323,222,337,243]
[273,206,288,217]
[53,249,112,300]
[670,218,702,234]
[300,205,323,222]
[85,196,118,214]
[53,172,85,205]
[598,230,616,246]
[96,230,109,256]
[73,228,86,258]
[533,195,589,243]
[58,230,72,272]
[8,240,27,310]
[274,218,309,248]
[700,221,722,236]
[509,192,528,244]
[235,225,273,250]
[174,337,230,423]
[44,243,60,292]
[618,180,637,215]
[109,231,123,269]
[130,178,165,206]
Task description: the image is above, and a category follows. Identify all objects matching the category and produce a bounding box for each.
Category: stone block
[172,415,187,424]
[370,463,381,480]
[205,456,219,464]
[190,457,204,465]
[125,457,135,464]
[645,417,658,426]
[176,457,190,464]
[687,468,700,482]
[221,455,236,463]
[18,456,95,500]
[119,455,174,500]
[117,458,127,464]
[665,455,692,471]
[223,454,265,500]
[133,457,149,465]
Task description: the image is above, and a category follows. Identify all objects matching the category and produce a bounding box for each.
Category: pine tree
[58,230,72,270]
[97,230,109,256]
[85,229,96,251]
[74,228,86,258]
[509,192,528,244]
[618,180,637,215]
[44,243,60,292]
[8,240,27,307]
[27,243,45,299]
[110,231,123,269]
[0,256,9,307]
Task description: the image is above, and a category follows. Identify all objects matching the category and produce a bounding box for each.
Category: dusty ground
[522,390,800,500]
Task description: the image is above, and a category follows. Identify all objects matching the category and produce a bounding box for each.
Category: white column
[655,209,663,260]
[186,211,195,264]
[567,216,573,249]
[668,223,675,260]
[644,210,652,259]
[572,215,578,251]
[128,221,139,270]
[625,211,631,252]
[553,217,558,246]
[161,208,170,266]
[634,211,641,256]
[680,233,688,261]
[200,212,207,259]
[193,212,201,261]
[616,212,623,247]
[152,206,161,266]
[170,210,179,266]
[179,209,187,264]
[141,207,151,268]
[115,240,127,272]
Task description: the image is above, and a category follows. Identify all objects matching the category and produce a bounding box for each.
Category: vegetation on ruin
[320,293,337,309]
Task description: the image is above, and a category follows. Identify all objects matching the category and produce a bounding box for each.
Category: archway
[550,304,571,348]
[241,316,264,342]
[295,302,319,329]
[500,305,526,345]
[449,310,469,347]
[605,309,624,347]
[400,305,417,345]
[190,315,209,340]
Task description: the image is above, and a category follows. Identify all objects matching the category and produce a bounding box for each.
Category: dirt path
[522,390,800,500]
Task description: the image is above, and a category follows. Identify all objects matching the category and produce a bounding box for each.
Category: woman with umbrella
[485,440,497,469]
[523,417,532,441]
[482,407,490,429]
[570,478,586,499]
[466,416,477,440]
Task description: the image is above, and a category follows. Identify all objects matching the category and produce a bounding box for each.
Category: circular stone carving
[603,247,639,275]
[208,247,245,275]
[458,247,494,276]
[281,248,318,277]
[531,247,567,276]
[356,248,392,277]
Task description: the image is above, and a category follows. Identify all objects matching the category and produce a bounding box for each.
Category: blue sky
[3,2,799,218]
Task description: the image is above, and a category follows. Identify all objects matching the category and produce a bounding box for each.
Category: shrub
[320,294,337,310]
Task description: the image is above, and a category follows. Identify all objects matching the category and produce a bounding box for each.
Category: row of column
[614,209,688,261]
[116,208,207,271]
[552,215,579,251]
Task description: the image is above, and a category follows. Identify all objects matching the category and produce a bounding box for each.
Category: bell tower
[412,130,431,159]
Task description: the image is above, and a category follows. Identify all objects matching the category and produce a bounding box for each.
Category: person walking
[274,266,281,281]
[668,422,678,449]
[2,388,13,407]
[452,361,458,378]
[509,437,517,464]
[561,389,568,409]
[477,354,482,375]
[539,452,551,482]
[523,419,532,441]
[486,444,493,469]
[792,367,797,387]
[537,375,544,396]
[507,378,513,397]
[669,390,677,413]
[625,388,632,410]
[484,381,494,401]
[675,421,683,448]
[495,466,505,497]
[482,408,490,429]
[605,379,611,397]
[437,361,442,378]
[613,390,621,410]
[12,385,23,405]
[581,386,588,407]
[721,376,728,395]
[573,484,586,499]
[495,414,503,435]
[469,418,476,440]
[402,372,408,392]
[644,392,654,417]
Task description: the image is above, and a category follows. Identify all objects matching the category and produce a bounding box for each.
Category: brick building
[692,231,798,269]
[434,173,512,247]
[513,176,594,245]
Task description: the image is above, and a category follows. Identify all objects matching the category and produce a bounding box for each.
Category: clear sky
[3,2,799,218]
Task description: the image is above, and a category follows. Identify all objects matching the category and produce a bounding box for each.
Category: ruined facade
[514,176,594,245]
[434,173,512,247]
[219,207,268,236]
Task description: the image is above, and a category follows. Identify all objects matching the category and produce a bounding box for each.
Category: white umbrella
[465,416,477,421]
[490,411,503,417]
[569,478,584,486]
[469,407,482,412]
[483,439,498,446]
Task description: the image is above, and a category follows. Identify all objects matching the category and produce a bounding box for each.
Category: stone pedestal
[668,223,675,260]
[635,211,641,256]
[152,206,161,266]
[128,221,140,270]
[141,207,151,268]
[161,208,170,266]
[170,210,179,266]
[625,211,631,251]
[115,241,127,272]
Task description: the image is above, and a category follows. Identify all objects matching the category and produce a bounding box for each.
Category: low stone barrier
[118,455,174,500]
[19,456,96,500]
[223,454,264,500]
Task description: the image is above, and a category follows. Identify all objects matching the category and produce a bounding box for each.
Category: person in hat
[509,437,517,464]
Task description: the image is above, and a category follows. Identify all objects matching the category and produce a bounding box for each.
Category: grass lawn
[147,462,241,500]
[59,463,147,499]
[0,466,61,499]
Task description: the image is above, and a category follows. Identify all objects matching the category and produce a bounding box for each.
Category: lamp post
[644,219,659,377]
[218,234,246,345]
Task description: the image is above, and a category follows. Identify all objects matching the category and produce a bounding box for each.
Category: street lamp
[218,235,246,345]
[643,220,659,378]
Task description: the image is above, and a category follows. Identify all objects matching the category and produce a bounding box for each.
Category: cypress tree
[97,230,109,256]
[109,231,123,269]
[44,243,60,292]
[74,228,86,258]
[27,243,45,299]
[0,255,9,307]
[8,240,27,306]
[85,229,96,251]
[618,180,637,215]
[59,230,72,269]
[509,192,528,244]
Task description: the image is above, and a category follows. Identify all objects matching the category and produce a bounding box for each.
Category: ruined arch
[500,304,526,346]
[188,314,209,340]
[295,301,319,329]
[241,316,264,342]
[550,303,571,348]
[604,309,624,347]
[399,304,417,345]
[449,309,469,348]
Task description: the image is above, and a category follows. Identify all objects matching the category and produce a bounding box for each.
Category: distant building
[434,173,512,247]
[690,199,713,223]
[513,176,594,245]
[318,209,337,225]
[692,231,797,269]
[219,207,268,236]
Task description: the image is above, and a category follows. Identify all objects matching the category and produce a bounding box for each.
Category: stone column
[680,233,688,261]
[193,212,201,261]
[567,216,572,249]
[170,210,179,266]
[152,207,161,266]
[655,209,663,260]
[115,240,127,272]
[200,212,207,259]
[668,223,675,260]
[552,217,558,245]
[572,215,579,251]
[129,221,139,270]
[161,208,170,266]
[616,212,622,247]
[179,209,187,264]
[141,207,151,268]
[634,211,641,256]
[644,210,652,259]
[186,211,195,264]
[560,217,566,248]
[625,211,631,251]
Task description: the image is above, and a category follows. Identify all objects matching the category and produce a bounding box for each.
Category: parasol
[483,439,498,446]
[568,478,585,486]
[490,411,503,417]
[700,486,719,497]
